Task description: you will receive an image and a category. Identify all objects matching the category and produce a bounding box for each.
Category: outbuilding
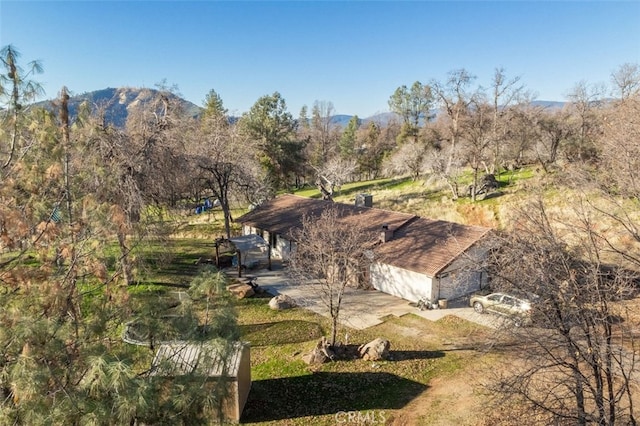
[150,341,251,423]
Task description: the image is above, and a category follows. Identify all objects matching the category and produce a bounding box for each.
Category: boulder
[302,337,335,365]
[358,338,390,361]
[269,294,296,310]
[226,283,255,299]
[302,349,328,365]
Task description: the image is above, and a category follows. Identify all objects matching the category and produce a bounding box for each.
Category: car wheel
[473,301,484,313]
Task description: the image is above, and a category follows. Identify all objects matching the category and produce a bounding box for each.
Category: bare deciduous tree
[489,67,526,175]
[463,97,493,201]
[383,139,429,181]
[431,68,477,174]
[598,94,640,200]
[565,81,605,162]
[610,62,640,101]
[288,206,377,347]
[187,111,259,238]
[308,100,339,167]
[482,199,638,425]
[534,108,572,172]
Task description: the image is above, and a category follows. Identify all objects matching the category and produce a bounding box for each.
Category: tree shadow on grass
[240,320,324,346]
[242,371,427,422]
[328,346,446,362]
[390,350,446,361]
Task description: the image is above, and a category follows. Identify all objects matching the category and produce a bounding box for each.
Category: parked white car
[469,292,532,326]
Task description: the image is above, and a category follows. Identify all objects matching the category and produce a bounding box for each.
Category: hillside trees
[564,81,605,162]
[483,199,638,425]
[186,103,260,238]
[308,100,339,167]
[241,92,306,189]
[388,81,434,144]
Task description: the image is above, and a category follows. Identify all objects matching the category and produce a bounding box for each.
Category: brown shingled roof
[236,194,491,277]
[373,217,491,277]
[236,194,416,240]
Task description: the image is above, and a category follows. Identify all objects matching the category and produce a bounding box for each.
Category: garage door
[370,262,432,303]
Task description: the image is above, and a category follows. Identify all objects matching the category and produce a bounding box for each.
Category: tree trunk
[117,231,133,286]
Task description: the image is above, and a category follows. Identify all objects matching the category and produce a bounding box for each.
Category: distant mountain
[327,112,400,128]
[35,87,202,128]
[33,88,565,130]
[531,100,566,110]
[329,114,354,127]
[362,112,400,126]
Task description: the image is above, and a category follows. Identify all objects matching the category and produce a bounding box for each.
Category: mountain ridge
[34,87,202,128]
[34,87,565,129]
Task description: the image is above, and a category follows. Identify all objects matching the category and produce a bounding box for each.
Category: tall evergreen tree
[203,88,227,118]
[388,81,433,144]
[0,45,44,169]
[339,115,359,159]
[241,92,304,189]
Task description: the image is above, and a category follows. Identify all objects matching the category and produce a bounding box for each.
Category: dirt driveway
[232,265,501,330]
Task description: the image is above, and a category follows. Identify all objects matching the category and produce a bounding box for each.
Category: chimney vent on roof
[355,193,373,208]
[380,225,393,243]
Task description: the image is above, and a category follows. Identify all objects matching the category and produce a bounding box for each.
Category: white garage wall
[370,262,433,303]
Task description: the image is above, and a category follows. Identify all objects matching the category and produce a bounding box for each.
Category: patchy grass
[294,177,410,199]
[290,167,542,228]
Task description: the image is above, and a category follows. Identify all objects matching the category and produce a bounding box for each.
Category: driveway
[230,265,500,330]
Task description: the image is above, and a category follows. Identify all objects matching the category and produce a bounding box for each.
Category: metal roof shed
[150,341,251,423]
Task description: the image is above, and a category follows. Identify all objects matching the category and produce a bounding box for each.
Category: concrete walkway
[228,265,499,330]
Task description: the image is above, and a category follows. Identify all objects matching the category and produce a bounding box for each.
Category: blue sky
[1,1,639,117]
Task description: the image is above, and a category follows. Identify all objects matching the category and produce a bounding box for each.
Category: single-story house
[150,341,251,423]
[236,194,491,303]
